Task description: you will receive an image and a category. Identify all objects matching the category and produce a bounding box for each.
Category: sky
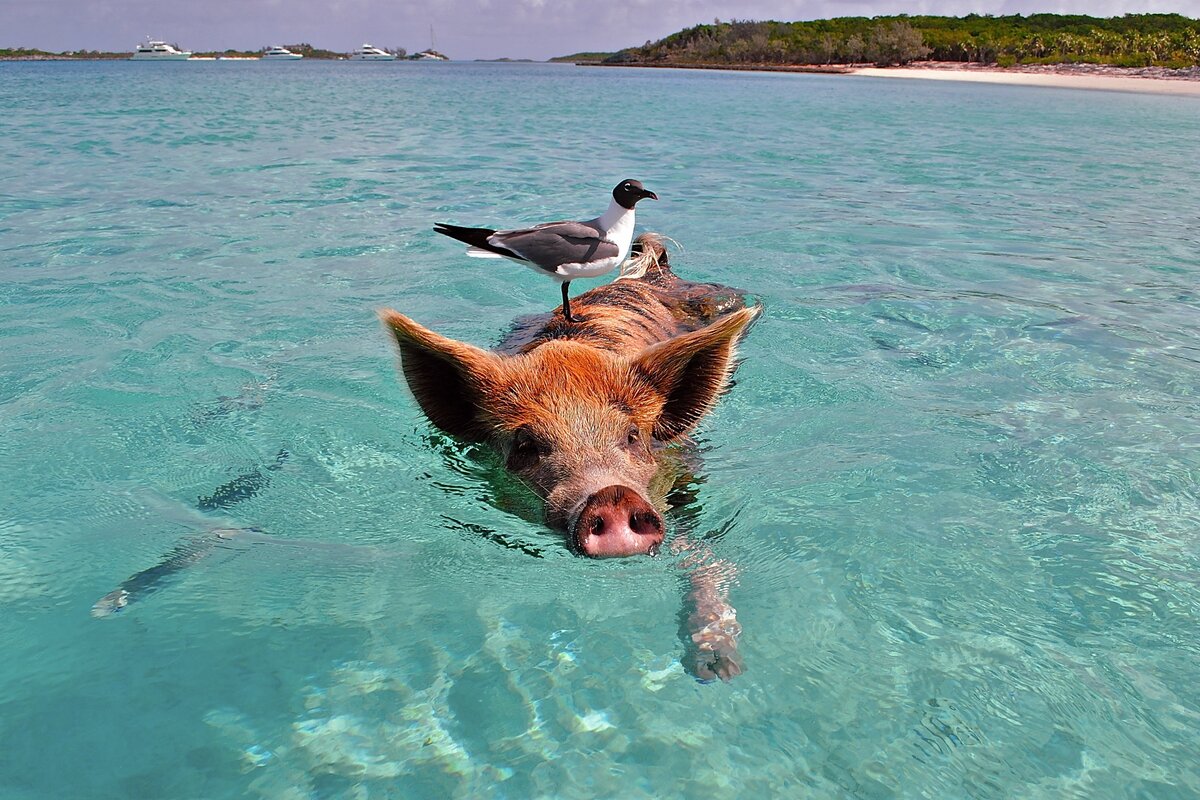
[6,0,1200,60]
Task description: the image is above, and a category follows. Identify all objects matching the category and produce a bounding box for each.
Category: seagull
[434,179,658,322]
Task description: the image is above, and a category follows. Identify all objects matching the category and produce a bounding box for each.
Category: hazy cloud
[7,0,1199,60]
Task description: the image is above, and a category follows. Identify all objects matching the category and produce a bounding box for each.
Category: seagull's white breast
[550,202,636,280]
[539,199,635,280]
[598,199,636,264]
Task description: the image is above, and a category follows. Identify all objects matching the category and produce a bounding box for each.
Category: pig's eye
[624,426,642,449]
[508,429,542,470]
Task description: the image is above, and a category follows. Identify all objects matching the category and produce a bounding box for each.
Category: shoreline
[573,60,850,75]
[579,60,1200,95]
[852,63,1200,96]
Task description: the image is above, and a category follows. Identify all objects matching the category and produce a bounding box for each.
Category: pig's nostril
[589,516,605,536]
[629,510,662,536]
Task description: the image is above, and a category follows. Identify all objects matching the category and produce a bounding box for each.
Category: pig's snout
[571,485,664,558]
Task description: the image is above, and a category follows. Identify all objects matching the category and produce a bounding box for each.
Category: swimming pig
[382,234,758,680]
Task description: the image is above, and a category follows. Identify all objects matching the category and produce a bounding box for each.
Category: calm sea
[1,60,1199,798]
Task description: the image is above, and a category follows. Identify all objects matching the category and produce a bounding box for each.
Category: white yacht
[262,46,303,60]
[130,40,192,60]
[349,44,395,61]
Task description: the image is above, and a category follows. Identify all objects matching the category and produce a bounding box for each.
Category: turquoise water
[2,60,1199,797]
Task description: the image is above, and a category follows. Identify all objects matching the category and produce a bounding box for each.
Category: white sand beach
[852,66,1200,96]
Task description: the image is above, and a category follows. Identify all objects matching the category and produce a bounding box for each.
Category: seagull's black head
[613,179,657,210]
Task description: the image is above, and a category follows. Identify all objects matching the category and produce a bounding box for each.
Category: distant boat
[262,46,303,60]
[349,44,395,61]
[130,40,192,60]
[413,25,448,61]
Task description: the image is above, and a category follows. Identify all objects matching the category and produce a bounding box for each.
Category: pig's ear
[379,310,499,441]
[631,306,760,442]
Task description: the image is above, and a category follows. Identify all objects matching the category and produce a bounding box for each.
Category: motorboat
[349,44,395,61]
[262,46,303,60]
[130,40,192,60]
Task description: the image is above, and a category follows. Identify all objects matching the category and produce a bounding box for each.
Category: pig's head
[380,307,758,557]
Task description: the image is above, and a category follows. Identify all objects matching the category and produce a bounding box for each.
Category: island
[561,14,1200,69]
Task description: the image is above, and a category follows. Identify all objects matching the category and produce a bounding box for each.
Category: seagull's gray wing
[489,220,618,273]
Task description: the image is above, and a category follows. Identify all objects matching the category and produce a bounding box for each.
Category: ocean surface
[1,60,1199,798]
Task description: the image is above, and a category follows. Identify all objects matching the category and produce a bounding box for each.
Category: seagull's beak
[642,189,658,201]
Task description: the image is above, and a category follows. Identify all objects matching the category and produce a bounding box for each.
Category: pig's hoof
[91,588,130,618]
[691,643,743,683]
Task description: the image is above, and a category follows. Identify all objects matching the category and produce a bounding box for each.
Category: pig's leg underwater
[657,449,744,682]
[678,544,743,682]
[196,448,289,511]
[93,450,296,618]
[669,477,744,682]
[91,525,265,617]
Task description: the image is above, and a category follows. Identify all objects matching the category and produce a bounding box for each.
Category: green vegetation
[276,43,342,59]
[548,52,618,63]
[0,48,52,58]
[599,14,1200,68]
[192,49,260,59]
[0,47,126,59]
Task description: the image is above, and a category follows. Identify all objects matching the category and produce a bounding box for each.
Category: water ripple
[1,61,1199,799]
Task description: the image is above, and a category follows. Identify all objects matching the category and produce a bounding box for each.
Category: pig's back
[498,234,749,357]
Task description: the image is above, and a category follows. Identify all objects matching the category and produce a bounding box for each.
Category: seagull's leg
[561,281,577,322]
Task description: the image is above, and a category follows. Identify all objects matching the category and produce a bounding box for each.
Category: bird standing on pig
[382,234,757,681]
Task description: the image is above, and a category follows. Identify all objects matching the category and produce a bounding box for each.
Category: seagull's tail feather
[433,223,495,248]
[434,223,523,260]
[466,247,505,259]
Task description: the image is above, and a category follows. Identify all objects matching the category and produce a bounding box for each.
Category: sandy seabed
[852,65,1200,96]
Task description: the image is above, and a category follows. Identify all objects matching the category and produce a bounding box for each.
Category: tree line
[603,14,1200,68]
